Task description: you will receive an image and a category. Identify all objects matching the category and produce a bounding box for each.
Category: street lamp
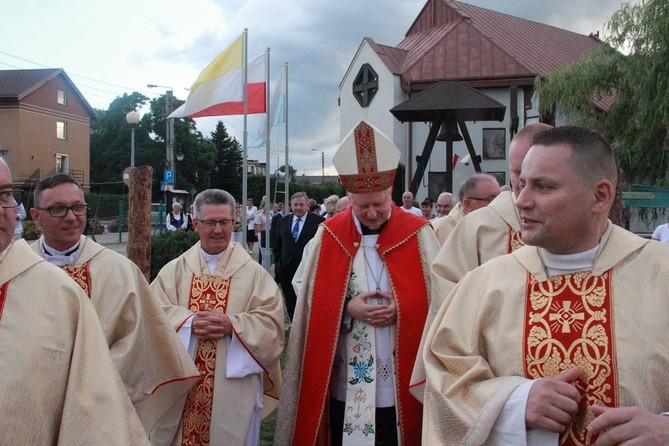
[147,84,175,188]
[125,111,140,168]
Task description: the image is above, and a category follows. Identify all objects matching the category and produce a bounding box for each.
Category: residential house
[0,68,96,189]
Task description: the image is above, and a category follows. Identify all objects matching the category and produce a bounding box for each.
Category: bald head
[509,123,553,195]
[459,173,501,215]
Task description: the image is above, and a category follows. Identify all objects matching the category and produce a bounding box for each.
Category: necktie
[292,217,301,242]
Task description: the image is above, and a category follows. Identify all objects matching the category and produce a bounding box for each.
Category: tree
[209,121,243,199]
[90,92,159,194]
[535,0,669,185]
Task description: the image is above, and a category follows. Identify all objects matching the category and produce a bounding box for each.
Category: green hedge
[150,231,200,281]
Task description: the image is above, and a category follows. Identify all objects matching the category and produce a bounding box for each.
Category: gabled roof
[390,80,506,122]
[0,68,97,118]
[370,0,602,90]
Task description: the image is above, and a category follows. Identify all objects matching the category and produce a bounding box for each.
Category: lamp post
[147,84,175,188]
[125,111,140,168]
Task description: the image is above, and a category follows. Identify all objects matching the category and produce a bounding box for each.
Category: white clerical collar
[540,220,613,276]
[41,238,81,266]
[200,247,225,274]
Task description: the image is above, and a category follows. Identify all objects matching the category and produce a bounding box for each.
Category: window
[57,90,67,105]
[482,128,506,159]
[56,154,69,173]
[57,121,67,140]
[352,63,378,107]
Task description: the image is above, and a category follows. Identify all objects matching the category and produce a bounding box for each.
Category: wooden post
[128,166,153,280]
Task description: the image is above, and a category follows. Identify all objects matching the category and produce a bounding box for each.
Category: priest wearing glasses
[30,173,199,444]
[275,121,439,445]
[151,188,284,446]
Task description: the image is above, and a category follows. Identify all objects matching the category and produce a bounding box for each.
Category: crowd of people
[2,120,668,446]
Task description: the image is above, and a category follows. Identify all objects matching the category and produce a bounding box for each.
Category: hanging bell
[436,116,463,142]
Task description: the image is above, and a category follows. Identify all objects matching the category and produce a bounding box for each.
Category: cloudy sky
[2,0,625,176]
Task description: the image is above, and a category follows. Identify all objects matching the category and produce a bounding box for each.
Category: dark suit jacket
[271,212,324,282]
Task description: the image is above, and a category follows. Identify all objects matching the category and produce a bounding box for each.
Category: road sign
[164,169,175,184]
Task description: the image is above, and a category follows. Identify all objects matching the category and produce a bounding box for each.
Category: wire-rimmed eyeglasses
[0,190,23,209]
[197,219,234,229]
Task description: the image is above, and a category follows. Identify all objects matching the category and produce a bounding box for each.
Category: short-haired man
[432,173,501,244]
[401,190,423,216]
[271,191,325,320]
[433,123,553,283]
[423,126,669,445]
[151,189,284,445]
[435,192,453,218]
[0,160,149,444]
[276,121,439,444]
[30,173,199,442]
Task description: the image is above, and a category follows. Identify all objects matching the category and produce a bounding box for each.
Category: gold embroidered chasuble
[31,236,199,443]
[150,241,284,446]
[181,275,231,445]
[0,240,150,445]
[423,226,669,445]
[524,270,616,446]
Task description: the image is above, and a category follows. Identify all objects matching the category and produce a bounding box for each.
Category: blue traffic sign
[164,169,175,184]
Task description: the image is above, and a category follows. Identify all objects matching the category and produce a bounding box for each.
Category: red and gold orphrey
[181,275,231,446]
[523,270,617,446]
[507,228,524,253]
[61,261,92,297]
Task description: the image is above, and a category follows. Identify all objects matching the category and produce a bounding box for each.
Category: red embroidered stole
[292,207,428,445]
[507,227,524,253]
[181,275,231,446]
[0,281,9,320]
[523,270,617,446]
[61,261,92,297]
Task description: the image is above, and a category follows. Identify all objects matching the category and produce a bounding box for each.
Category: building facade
[0,68,96,188]
[339,0,602,202]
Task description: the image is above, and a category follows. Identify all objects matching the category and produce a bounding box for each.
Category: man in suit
[272,192,325,320]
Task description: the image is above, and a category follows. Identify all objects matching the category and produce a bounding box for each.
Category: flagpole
[284,62,289,207]
[263,47,271,270]
[242,28,249,252]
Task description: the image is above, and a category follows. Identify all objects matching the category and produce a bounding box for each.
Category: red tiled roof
[373,0,602,90]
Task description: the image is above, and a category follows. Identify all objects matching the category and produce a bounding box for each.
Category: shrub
[150,231,200,281]
[21,220,40,240]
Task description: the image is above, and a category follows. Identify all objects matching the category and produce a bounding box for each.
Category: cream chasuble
[31,235,200,444]
[0,240,149,445]
[423,225,669,445]
[151,241,284,446]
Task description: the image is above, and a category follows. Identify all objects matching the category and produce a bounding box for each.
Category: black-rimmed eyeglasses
[35,204,89,217]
